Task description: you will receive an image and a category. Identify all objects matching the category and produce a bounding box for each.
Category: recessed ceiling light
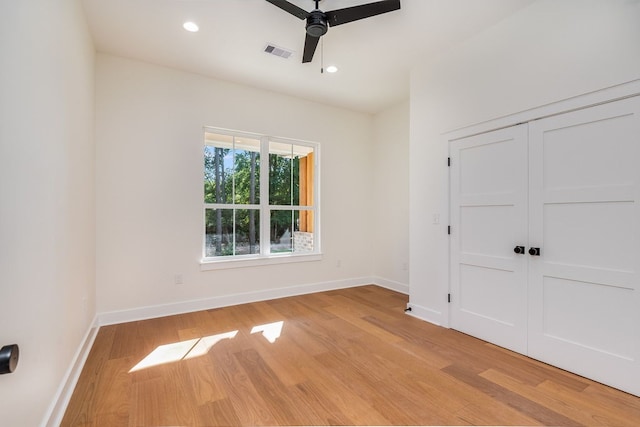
[326,65,338,73]
[183,21,199,32]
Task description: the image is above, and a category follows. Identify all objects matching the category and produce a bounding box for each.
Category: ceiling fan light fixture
[183,21,199,32]
[306,12,328,37]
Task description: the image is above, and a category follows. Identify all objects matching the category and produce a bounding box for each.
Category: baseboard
[41,316,99,427]
[98,277,379,326]
[371,276,409,295]
[405,302,448,328]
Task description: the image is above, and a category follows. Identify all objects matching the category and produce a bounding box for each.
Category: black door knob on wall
[514,246,525,254]
[529,247,541,256]
[0,344,19,374]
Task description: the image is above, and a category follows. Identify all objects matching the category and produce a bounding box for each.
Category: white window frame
[201,127,321,270]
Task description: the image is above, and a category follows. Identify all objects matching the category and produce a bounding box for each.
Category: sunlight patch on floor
[250,321,284,343]
[185,330,239,359]
[129,330,238,372]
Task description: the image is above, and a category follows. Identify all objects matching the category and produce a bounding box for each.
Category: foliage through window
[203,129,317,260]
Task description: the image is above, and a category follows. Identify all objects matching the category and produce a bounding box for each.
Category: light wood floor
[63,285,640,426]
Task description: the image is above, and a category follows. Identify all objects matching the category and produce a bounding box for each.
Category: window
[203,128,318,264]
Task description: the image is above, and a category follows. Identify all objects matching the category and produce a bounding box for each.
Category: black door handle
[514,246,525,254]
[529,247,541,256]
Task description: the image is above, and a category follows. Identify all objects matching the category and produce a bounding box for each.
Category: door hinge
[447,157,451,167]
[448,293,451,303]
[447,225,451,235]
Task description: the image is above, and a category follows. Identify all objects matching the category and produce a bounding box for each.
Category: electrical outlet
[336,259,342,268]
[174,274,183,285]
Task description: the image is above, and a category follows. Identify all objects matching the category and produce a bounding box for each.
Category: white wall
[409,0,640,325]
[96,54,376,315]
[372,101,410,290]
[0,0,96,425]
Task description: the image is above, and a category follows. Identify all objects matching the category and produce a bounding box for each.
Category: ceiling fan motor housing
[306,10,328,37]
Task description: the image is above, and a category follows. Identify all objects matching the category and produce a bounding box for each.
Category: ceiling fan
[265,0,401,63]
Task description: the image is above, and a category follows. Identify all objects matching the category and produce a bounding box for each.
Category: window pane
[269,144,293,206]
[270,210,293,253]
[233,138,260,205]
[297,149,314,208]
[235,209,260,255]
[204,145,232,204]
[270,210,314,253]
[205,208,233,257]
[205,209,260,257]
[268,142,314,207]
[294,211,314,252]
[205,133,260,205]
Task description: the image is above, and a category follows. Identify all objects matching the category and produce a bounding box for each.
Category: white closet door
[450,124,529,354]
[528,96,640,396]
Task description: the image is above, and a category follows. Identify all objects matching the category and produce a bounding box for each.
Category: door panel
[450,124,528,354]
[543,201,635,271]
[528,96,640,396]
[541,276,635,360]
[459,264,523,328]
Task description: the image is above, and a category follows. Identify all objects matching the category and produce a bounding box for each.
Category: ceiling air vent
[264,44,294,59]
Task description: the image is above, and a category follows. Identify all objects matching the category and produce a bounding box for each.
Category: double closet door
[449,96,640,396]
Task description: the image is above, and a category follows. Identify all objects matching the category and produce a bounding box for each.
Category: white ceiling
[82,0,536,114]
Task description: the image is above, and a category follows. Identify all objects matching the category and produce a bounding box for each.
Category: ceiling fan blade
[264,0,309,20]
[325,0,400,27]
[302,33,320,63]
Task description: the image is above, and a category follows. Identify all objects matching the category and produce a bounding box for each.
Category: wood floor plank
[489,343,591,391]
[537,379,640,427]
[291,380,354,425]
[63,356,132,426]
[206,341,279,426]
[197,398,242,426]
[412,366,542,426]
[453,402,542,426]
[582,382,640,413]
[277,318,330,356]
[323,304,405,344]
[251,300,290,324]
[442,363,583,426]
[107,323,141,360]
[374,373,463,425]
[314,350,419,426]
[234,348,323,425]
[337,285,407,310]
[183,354,228,406]
[249,332,313,387]
[135,362,201,426]
[294,362,392,425]
[63,285,640,426]
[480,368,620,427]
[61,326,118,426]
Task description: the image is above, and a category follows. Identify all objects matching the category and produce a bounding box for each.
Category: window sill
[200,253,323,271]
